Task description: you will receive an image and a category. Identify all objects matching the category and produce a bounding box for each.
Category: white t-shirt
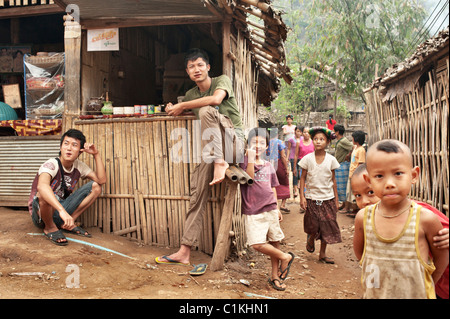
[299,152,340,200]
[282,124,295,141]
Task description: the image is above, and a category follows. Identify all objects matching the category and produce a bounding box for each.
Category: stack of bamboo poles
[364,59,449,216]
[73,116,246,255]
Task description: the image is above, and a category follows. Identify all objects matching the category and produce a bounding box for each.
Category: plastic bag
[24,53,65,119]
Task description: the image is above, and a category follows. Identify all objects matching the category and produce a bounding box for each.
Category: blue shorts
[31,181,94,229]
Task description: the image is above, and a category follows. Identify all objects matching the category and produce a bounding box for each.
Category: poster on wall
[0,45,32,73]
[87,28,120,51]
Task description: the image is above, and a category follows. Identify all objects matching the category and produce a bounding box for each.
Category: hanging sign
[87,28,119,51]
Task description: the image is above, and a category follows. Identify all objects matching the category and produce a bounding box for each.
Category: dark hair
[371,140,413,164]
[286,114,293,120]
[184,48,210,68]
[352,163,367,178]
[247,127,269,146]
[296,125,304,132]
[375,140,402,154]
[60,129,86,149]
[334,124,345,135]
[352,130,366,145]
[328,114,333,124]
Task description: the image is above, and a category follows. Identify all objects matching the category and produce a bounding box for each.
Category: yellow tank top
[360,202,436,299]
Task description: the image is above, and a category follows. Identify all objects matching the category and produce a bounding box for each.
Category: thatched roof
[365,27,449,92]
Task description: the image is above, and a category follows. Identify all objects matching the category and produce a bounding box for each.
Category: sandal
[306,234,315,253]
[63,226,92,238]
[279,252,295,280]
[44,229,68,246]
[189,263,208,276]
[268,278,286,291]
[280,207,290,213]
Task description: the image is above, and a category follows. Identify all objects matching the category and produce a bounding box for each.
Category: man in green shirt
[333,124,353,209]
[157,48,244,266]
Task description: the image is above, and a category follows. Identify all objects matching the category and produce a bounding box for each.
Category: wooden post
[63,13,81,131]
[210,181,238,271]
[222,18,232,77]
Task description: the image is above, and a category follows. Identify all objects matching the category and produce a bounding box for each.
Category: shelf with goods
[24,53,65,119]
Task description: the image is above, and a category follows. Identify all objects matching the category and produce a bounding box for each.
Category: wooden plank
[210,181,238,271]
[63,16,81,131]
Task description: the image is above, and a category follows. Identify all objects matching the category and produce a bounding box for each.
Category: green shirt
[334,136,353,163]
[183,75,244,140]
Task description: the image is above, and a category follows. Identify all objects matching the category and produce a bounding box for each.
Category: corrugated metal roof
[0,137,60,206]
[54,0,217,22]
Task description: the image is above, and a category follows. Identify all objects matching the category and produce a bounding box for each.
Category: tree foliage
[271,0,429,117]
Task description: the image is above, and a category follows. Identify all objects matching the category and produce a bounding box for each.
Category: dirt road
[0,198,362,300]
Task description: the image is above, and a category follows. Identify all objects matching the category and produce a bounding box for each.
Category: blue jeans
[31,181,94,229]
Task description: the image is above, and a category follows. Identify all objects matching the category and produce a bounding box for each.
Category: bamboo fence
[364,57,449,216]
[73,115,245,255]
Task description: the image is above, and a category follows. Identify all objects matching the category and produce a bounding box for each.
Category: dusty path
[0,199,362,301]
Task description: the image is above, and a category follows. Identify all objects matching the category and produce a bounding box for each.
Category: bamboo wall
[364,57,449,215]
[231,31,259,129]
[73,116,236,255]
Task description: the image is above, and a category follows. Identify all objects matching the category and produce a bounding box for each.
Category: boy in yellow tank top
[353,140,448,298]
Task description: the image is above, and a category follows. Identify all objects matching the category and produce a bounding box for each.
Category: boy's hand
[82,143,98,156]
[433,228,449,249]
[300,197,307,210]
[59,210,74,230]
[166,102,184,116]
[277,209,283,222]
[246,148,256,163]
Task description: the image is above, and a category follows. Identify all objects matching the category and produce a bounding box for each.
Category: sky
[422,0,449,35]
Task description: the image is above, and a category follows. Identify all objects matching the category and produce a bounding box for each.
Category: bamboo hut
[28,0,290,269]
[364,27,449,216]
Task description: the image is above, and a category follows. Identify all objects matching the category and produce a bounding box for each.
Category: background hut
[364,27,449,216]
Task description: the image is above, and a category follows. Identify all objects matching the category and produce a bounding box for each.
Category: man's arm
[37,173,66,214]
[36,173,74,229]
[166,89,227,116]
[83,143,106,185]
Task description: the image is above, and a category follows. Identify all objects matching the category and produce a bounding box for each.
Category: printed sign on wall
[87,28,119,51]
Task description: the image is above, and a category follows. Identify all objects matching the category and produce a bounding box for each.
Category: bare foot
[155,245,191,265]
[209,161,229,185]
[155,252,190,265]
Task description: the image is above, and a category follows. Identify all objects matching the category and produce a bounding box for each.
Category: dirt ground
[0,197,363,301]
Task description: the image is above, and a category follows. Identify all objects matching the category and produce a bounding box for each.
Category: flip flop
[44,229,68,246]
[268,278,286,291]
[155,255,189,265]
[279,252,295,280]
[189,263,208,276]
[63,226,92,238]
[306,234,315,253]
[280,207,290,213]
